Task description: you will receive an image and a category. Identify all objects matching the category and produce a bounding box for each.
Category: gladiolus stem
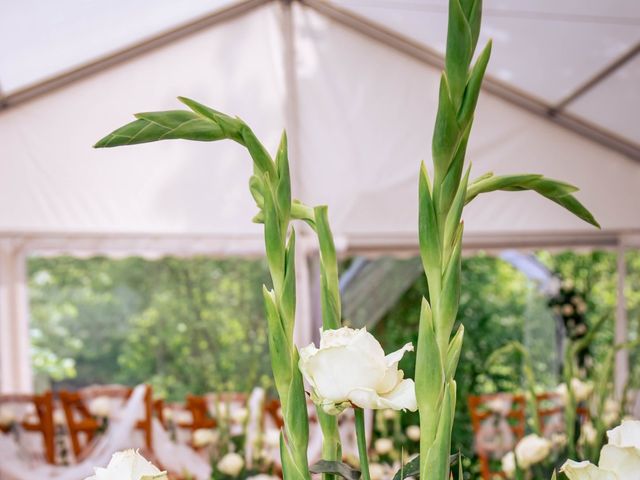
[354,408,371,480]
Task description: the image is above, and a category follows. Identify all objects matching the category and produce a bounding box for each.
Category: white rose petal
[606,419,640,448]
[561,459,617,480]
[217,452,244,477]
[299,327,417,414]
[84,449,167,480]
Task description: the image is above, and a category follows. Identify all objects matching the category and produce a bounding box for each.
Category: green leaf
[457,40,492,127]
[281,229,296,337]
[424,382,456,480]
[315,206,341,330]
[445,324,464,381]
[466,0,482,53]
[392,453,459,480]
[249,174,265,208]
[418,163,442,295]
[445,0,473,109]
[262,175,285,294]
[415,299,444,454]
[94,110,225,148]
[239,123,276,179]
[276,131,292,229]
[178,96,243,143]
[431,76,461,180]
[443,166,470,255]
[309,460,360,480]
[263,287,291,395]
[465,173,600,228]
[439,224,463,351]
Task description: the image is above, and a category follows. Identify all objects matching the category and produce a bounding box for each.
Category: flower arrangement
[93,0,598,478]
[85,449,168,480]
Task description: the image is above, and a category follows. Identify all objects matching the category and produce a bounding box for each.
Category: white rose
[89,396,111,418]
[264,428,281,448]
[603,399,621,427]
[514,434,552,469]
[382,409,397,420]
[299,327,417,414]
[501,452,515,479]
[374,437,394,455]
[161,407,173,422]
[369,463,386,480]
[231,407,249,424]
[571,378,594,402]
[84,449,167,480]
[406,425,420,441]
[0,408,16,428]
[551,432,567,450]
[580,421,598,446]
[53,409,67,426]
[175,410,193,424]
[217,452,244,477]
[562,420,640,479]
[192,428,218,447]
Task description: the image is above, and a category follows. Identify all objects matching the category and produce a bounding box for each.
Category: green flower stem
[354,408,371,480]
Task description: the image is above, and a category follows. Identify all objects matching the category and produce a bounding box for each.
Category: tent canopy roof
[1,0,639,255]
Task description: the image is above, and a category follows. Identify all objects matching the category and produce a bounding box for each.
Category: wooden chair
[535,391,590,437]
[183,395,217,430]
[469,393,527,480]
[59,384,154,459]
[0,392,56,464]
[264,398,284,429]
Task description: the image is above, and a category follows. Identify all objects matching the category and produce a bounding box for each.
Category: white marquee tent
[1,0,639,393]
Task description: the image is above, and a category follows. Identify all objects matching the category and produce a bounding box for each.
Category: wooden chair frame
[59,384,153,459]
[468,393,527,480]
[0,392,56,464]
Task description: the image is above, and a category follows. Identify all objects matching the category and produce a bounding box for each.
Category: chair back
[0,392,56,464]
[535,391,590,437]
[59,384,153,459]
[468,393,526,480]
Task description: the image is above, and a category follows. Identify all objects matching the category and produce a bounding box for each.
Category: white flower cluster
[501,434,552,477]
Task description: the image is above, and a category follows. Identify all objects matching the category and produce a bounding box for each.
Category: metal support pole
[615,245,629,397]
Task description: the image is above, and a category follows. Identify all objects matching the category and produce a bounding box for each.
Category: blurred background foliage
[28,256,273,399]
[28,250,640,474]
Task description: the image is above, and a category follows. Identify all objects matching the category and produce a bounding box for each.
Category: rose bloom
[84,449,167,480]
[374,437,394,455]
[501,452,516,479]
[299,327,417,414]
[0,408,16,428]
[562,420,640,479]
[231,407,249,424]
[217,452,244,477]
[514,434,552,469]
[192,428,218,448]
[406,425,420,441]
[89,396,111,418]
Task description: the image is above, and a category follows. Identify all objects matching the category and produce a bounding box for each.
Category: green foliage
[28,256,272,399]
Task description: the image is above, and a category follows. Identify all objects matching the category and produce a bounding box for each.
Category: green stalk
[416,1,598,478]
[354,408,371,480]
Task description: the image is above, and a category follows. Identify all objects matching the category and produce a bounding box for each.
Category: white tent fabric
[0,0,639,392]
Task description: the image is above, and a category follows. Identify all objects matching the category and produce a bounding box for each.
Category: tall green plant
[94,102,342,479]
[416,1,598,478]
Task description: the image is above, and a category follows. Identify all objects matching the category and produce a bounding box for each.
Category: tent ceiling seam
[301,0,640,163]
[551,42,640,113]
[0,0,271,110]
